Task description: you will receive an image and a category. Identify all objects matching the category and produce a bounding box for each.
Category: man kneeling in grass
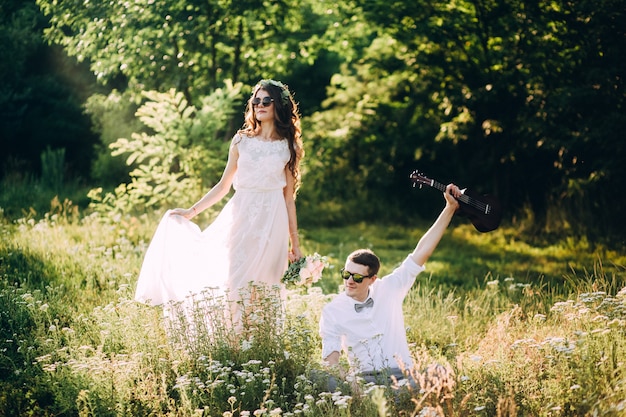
[318,183,460,391]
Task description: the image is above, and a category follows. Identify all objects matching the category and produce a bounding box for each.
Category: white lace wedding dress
[134,134,291,322]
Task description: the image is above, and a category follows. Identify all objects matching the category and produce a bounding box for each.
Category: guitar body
[410,170,502,233]
[455,188,502,233]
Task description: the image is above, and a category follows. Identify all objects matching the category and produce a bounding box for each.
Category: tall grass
[40,147,66,192]
[1,205,625,416]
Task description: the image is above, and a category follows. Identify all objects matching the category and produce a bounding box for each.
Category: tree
[304,0,626,238]
[36,0,337,104]
[0,0,100,181]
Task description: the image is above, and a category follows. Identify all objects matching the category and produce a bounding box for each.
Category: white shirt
[319,255,425,373]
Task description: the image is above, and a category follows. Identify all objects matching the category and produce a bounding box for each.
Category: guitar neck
[427,179,489,214]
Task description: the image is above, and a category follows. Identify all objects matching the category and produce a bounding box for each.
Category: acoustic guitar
[410,170,502,233]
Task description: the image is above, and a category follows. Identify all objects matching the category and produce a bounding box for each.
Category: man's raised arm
[410,183,460,267]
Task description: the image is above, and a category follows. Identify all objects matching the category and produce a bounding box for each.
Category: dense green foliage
[2,0,626,236]
[35,0,341,106]
[302,0,626,238]
[0,0,99,181]
[88,84,242,219]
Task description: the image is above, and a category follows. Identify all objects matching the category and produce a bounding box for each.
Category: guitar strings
[457,194,491,214]
[432,181,491,214]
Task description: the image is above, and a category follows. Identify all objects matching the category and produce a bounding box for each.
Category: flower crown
[259,79,290,104]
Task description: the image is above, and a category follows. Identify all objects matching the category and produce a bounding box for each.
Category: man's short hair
[347,249,380,276]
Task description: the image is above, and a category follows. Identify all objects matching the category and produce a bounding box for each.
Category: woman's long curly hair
[239,79,303,197]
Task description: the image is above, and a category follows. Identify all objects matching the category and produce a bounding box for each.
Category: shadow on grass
[0,251,60,416]
[0,245,59,291]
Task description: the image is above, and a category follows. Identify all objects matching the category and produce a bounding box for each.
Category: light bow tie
[354,297,374,313]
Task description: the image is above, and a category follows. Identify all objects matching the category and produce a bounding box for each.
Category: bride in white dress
[134,80,303,326]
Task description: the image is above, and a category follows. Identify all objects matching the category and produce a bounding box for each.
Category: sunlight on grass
[1,210,625,415]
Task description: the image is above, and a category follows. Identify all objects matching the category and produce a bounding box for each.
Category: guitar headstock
[409,170,433,188]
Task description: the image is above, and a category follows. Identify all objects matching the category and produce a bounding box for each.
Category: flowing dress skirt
[135,188,289,325]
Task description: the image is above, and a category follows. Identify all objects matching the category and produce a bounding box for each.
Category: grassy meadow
[1,202,626,416]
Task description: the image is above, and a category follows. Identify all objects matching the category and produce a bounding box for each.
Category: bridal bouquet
[282,253,329,288]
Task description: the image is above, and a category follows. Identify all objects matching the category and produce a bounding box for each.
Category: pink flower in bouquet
[299,255,325,283]
[282,253,328,288]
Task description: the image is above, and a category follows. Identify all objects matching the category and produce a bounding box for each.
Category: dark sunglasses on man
[251,97,274,107]
[340,268,374,284]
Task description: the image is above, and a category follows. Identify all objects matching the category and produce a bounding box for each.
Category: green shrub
[88,83,243,221]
